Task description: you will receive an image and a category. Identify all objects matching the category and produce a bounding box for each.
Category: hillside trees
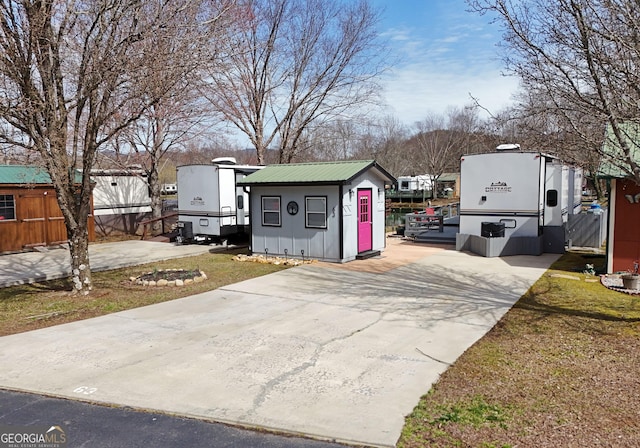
[202,0,386,164]
[411,107,482,196]
[0,0,227,293]
[469,0,640,185]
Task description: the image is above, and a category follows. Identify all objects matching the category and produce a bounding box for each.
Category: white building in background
[91,168,152,235]
[397,175,432,192]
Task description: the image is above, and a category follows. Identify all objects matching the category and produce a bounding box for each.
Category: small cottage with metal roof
[597,123,640,273]
[0,165,95,252]
[238,160,395,263]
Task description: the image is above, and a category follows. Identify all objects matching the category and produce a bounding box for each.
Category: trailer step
[413,236,456,244]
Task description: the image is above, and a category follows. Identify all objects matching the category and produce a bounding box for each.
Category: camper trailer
[456,145,582,256]
[92,169,151,216]
[91,168,152,235]
[397,175,432,193]
[175,158,262,243]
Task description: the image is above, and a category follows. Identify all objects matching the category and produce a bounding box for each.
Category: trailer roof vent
[212,157,237,165]
[496,143,521,152]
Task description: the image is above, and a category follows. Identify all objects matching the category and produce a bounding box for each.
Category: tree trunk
[148,161,164,236]
[69,225,92,294]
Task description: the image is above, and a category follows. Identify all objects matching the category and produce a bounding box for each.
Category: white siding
[177,165,223,235]
[459,152,544,238]
[342,173,387,260]
[92,175,151,216]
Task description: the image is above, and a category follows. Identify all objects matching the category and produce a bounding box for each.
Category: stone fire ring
[130,269,207,287]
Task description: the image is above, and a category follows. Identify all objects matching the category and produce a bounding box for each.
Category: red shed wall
[612,179,640,272]
[0,186,95,253]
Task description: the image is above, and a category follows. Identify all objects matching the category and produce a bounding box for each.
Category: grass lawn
[0,248,287,336]
[398,251,640,447]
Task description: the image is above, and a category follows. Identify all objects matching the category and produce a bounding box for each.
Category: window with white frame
[261,196,281,226]
[305,196,327,228]
[0,194,15,221]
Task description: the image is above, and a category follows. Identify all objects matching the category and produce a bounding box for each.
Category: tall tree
[203,0,385,164]
[355,115,412,177]
[113,1,231,234]
[0,0,223,293]
[469,0,640,185]
[411,107,481,197]
[488,95,607,198]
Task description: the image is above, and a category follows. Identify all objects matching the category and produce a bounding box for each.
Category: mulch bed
[601,274,640,295]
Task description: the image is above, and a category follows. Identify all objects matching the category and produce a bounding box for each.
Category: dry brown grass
[399,251,640,448]
[0,248,287,336]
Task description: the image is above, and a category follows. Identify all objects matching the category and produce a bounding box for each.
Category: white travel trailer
[176,158,262,243]
[397,175,432,192]
[456,145,582,256]
[91,168,152,235]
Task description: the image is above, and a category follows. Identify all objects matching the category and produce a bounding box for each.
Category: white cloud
[376,17,518,126]
[380,62,518,126]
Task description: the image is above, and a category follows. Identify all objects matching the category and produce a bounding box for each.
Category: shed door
[44,193,67,244]
[18,194,47,247]
[357,189,372,253]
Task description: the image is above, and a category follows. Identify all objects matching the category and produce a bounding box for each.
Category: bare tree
[411,107,481,197]
[114,1,231,234]
[0,1,224,293]
[469,0,640,185]
[203,0,385,164]
[488,93,608,198]
[352,115,412,177]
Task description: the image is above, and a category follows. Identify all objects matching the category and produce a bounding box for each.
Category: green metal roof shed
[596,122,640,274]
[597,122,640,178]
[437,172,459,182]
[240,160,395,263]
[0,165,95,252]
[238,160,395,186]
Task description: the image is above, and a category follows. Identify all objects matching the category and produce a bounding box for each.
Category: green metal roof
[0,165,85,185]
[437,172,459,182]
[238,160,395,186]
[0,165,53,184]
[597,122,640,178]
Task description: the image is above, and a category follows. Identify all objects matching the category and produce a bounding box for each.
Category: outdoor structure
[176,158,262,243]
[436,172,460,198]
[397,174,432,193]
[598,123,640,273]
[91,168,151,236]
[393,172,459,200]
[456,145,582,257]
[0,165,95,253]
[238,160,395,263]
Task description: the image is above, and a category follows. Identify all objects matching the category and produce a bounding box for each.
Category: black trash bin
[481,221,505,238]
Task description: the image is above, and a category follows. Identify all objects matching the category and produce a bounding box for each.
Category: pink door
[357,189,372,253]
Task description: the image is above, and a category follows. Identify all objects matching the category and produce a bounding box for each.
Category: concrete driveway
[0,240,214,288]
[0,241,558,447]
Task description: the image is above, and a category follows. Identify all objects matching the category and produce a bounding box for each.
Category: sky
[370,0,519,126]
